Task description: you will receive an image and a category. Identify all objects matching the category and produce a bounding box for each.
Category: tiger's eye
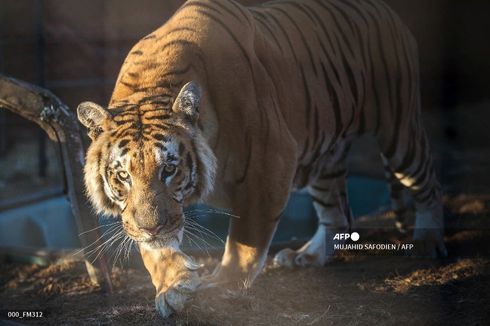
[116,171,129,182]
[160,164,177,181]
[164,164,176,173]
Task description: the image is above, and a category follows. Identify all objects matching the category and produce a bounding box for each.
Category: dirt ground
[1,194,489,325]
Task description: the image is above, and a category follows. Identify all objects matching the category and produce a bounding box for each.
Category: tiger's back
[248,0,421,187]
[111,0,422,190]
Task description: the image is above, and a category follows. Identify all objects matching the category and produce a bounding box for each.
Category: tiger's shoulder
[110,0,260,106]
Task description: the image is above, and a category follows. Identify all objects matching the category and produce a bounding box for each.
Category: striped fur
[78,0,445,316]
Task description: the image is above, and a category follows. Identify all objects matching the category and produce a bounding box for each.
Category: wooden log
[0,74,113,292]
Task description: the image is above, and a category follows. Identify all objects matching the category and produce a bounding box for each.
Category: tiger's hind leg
[382,157,413,233]
[380,127,447,257]
[274,144,352,267]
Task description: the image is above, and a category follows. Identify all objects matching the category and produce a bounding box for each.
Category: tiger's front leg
[203,144,297,288]
[139,245,202,318]
[204,212,281,289]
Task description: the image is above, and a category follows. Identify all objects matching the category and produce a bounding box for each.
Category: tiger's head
[77,81,216,249]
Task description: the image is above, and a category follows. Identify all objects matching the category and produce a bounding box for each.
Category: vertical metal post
[0,1,6,158]
[36,0,47,178]
[0,111,6,158]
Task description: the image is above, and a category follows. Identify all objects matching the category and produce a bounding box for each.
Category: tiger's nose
[139,224,164,236]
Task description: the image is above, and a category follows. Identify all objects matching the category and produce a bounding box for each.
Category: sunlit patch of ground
[365,258,488,294]
[1,194,489,325]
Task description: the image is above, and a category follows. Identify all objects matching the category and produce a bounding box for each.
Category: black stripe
[339,1,383,135]
[155,143,167,151]
[142,123,171,130]
[190,8,264,163]
[341,55,359,125]
[120,148,130,157]
[120,79,137,90]
[236,132,252,184]
[315,1,359,133]
[112,110,137,118]
[395,136,416,174]
[298,137,310,161]
[300,69,312,129]
[114,118,136,126]
[410,158,432,191]
[153,134,169,142]
[155,27,199,42]
[321,62,343,147]
[186,152,193,170]
[362,1,394,138]
[383,11,407,159]
[310,195,338,208]
[252,11,285,53]
[112,127,132,139]
[228,0,251,25]
[183,1,241,26]
[119,139,130,148]
[310,183,330,192]
[406,136,428,178]
[154,40,205,67]
[315,0,356,59]
[138,94,172,104]
[213,1,246,25]
[329,0,357,33]
[268,6,318,77]
[184,179,194,191]
[311,106,321,159]
[301,3,344,148]
[266,11,299,62]
[141,102,172,109]
[130,50,143,56]
[281,1,318,25]
[320,169,347,180]
[144,114,172,121]
[413,187,433,203]
[158,65,193,80]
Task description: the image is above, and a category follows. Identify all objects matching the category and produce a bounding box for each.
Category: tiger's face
[77,81,216,249]
[91,131,197,249]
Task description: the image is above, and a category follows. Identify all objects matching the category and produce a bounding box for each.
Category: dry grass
[1,194,490,325]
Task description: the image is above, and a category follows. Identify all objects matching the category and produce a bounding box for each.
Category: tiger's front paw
[155,269,201,318]
[274,224,340,268]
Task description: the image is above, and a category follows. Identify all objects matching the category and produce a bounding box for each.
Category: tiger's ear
[77,101,111,140]
[172,81,201,125]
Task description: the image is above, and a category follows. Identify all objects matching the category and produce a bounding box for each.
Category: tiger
[77,0,446,318]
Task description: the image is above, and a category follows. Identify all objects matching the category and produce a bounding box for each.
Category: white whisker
[90,231,125,264]
[184,219,224,244]
[73,224,122,257]
[185,207,240,219]
[184,229,210,256]
[78,221,121,236]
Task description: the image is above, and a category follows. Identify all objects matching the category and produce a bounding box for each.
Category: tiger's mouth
[125,221,184,249]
